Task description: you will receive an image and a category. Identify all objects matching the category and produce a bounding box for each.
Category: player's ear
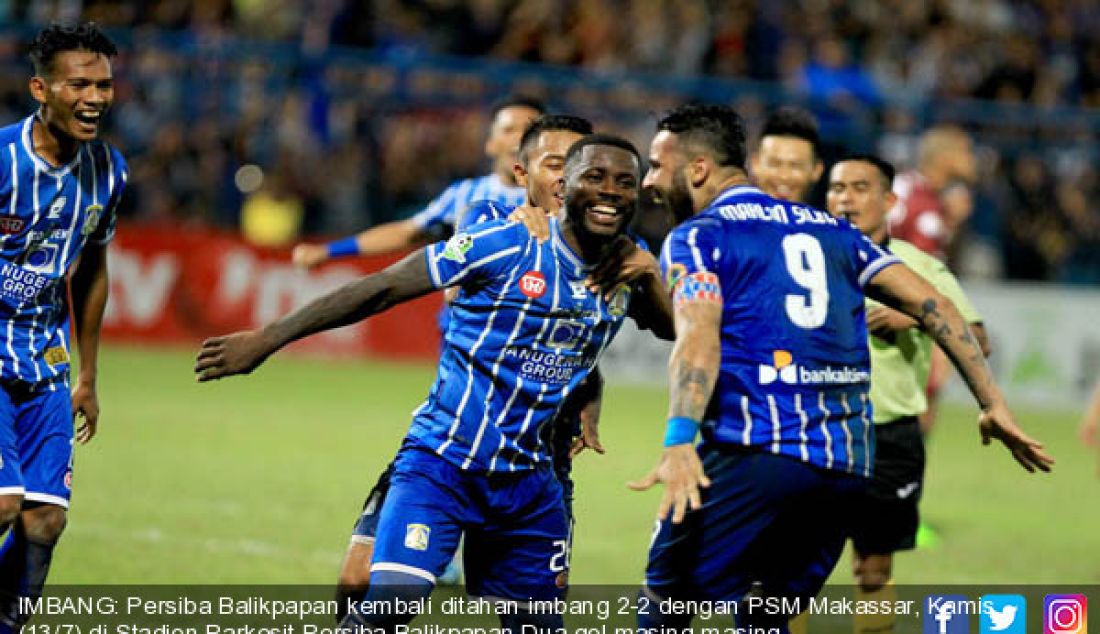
[812,159,824,182]
[513,161,528,188]
[884,189,898,208]
[28,76,48,105]
[689,155,709,188]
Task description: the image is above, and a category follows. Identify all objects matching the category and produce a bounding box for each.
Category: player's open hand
[71,380,99,444]
[978,401,1054,473]
[570,393,605,458]
[588,237,659,298]
[194,330,274,382]
[628,444,711,524]
[509,205,552,242]
[292,244,328,269]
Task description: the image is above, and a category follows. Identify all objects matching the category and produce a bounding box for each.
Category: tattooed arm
[866,264,1053,472]
[195,250,435,381]
[628,281,722,522]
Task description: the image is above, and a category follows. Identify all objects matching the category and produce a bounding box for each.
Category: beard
[667,169,695,222]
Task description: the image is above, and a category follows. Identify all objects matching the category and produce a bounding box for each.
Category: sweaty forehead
[534,130,583,157]
[830,161,879,186]
[649,130,682,159]
[575,144,639,176]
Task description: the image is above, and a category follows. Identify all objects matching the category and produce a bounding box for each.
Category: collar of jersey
[549,218,592,272]
[22,115,83,176]
[709,184,764,209]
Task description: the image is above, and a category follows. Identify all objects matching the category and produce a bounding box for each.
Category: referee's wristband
[664,417,700,447]
[326,237,360,259]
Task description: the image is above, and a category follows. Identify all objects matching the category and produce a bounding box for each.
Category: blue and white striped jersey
[410,218,632,473]
[456,200,513,232]
[410,174,526,231]
[0,115,127,386]
[661,185,900,477]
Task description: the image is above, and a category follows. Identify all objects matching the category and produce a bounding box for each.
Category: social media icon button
[926,595,972,634]
[1045,594,1087,634]
[981,595,1026,634]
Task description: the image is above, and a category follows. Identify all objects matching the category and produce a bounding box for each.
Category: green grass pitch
[51,344,1099,585]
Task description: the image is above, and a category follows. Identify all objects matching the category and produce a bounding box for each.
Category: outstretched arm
[866,264,1052,472]
[292,219,429,268]
[628,277,721,522]
[70,242,110,444]
[196,249,435,381]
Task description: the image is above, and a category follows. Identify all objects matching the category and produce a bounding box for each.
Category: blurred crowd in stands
[0,0,1098,283]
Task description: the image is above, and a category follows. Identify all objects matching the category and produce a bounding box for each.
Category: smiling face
[643,130,695,222]
[30,49,114,143]
[515,129,584,212]
[752,135,822,202]
[563,144,640,239]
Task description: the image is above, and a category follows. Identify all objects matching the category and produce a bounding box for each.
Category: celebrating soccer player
[826,154,990,634]
[629,104,1052,632]
[334,113,597,613]
[290,96,543,268]
[196,134,673,631]
[0,24,127,629]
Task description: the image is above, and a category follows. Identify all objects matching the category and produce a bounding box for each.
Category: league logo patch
[404,523,430,551]
[665,262,687,289]
[81,204,104,236]
[441,233,473,264]
[520,271,546,299]
[0,218,24,234]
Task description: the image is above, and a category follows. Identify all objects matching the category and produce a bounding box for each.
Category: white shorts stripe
[23,492,69,508]
[370,562,436,584]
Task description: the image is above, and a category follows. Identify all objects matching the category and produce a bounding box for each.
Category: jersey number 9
[781,234,829,329]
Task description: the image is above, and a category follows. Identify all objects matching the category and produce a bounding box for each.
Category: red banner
[102,224,442,359]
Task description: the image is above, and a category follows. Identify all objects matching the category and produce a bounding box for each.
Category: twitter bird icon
[981,595,1027,634]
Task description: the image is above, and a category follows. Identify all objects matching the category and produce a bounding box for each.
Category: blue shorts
[644,444,866,605]
[352,415,578,543]
[0,381,74,508]
[369,448,569,600]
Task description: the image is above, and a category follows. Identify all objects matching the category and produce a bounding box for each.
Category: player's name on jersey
[714,202,838,226]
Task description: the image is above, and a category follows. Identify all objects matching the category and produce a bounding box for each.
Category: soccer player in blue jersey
[629,104,1052,632]
[291,96,544,269]
[196,133,673,630]
[0,24,126,628]
[334,113,596,611]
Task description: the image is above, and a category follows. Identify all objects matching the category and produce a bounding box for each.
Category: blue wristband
[326,237,360,258]
[664,417,700,447]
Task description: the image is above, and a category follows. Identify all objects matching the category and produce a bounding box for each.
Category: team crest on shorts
[64,471,72,490]
[81,204,104,236]
[441,233,473,264]
[404,523,430,551]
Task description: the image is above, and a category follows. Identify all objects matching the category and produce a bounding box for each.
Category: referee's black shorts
[850,416,926,555]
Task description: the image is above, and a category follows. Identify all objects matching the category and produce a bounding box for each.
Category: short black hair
[518,115,594,165]
[657,103,747,169]
[833,153,896,190]
[761,106,820,158]
[29,23,118,76]
[490,94,546,119]
[564,133,641,170]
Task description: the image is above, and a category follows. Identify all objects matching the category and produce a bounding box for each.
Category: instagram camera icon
[1045,595,1087,634]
